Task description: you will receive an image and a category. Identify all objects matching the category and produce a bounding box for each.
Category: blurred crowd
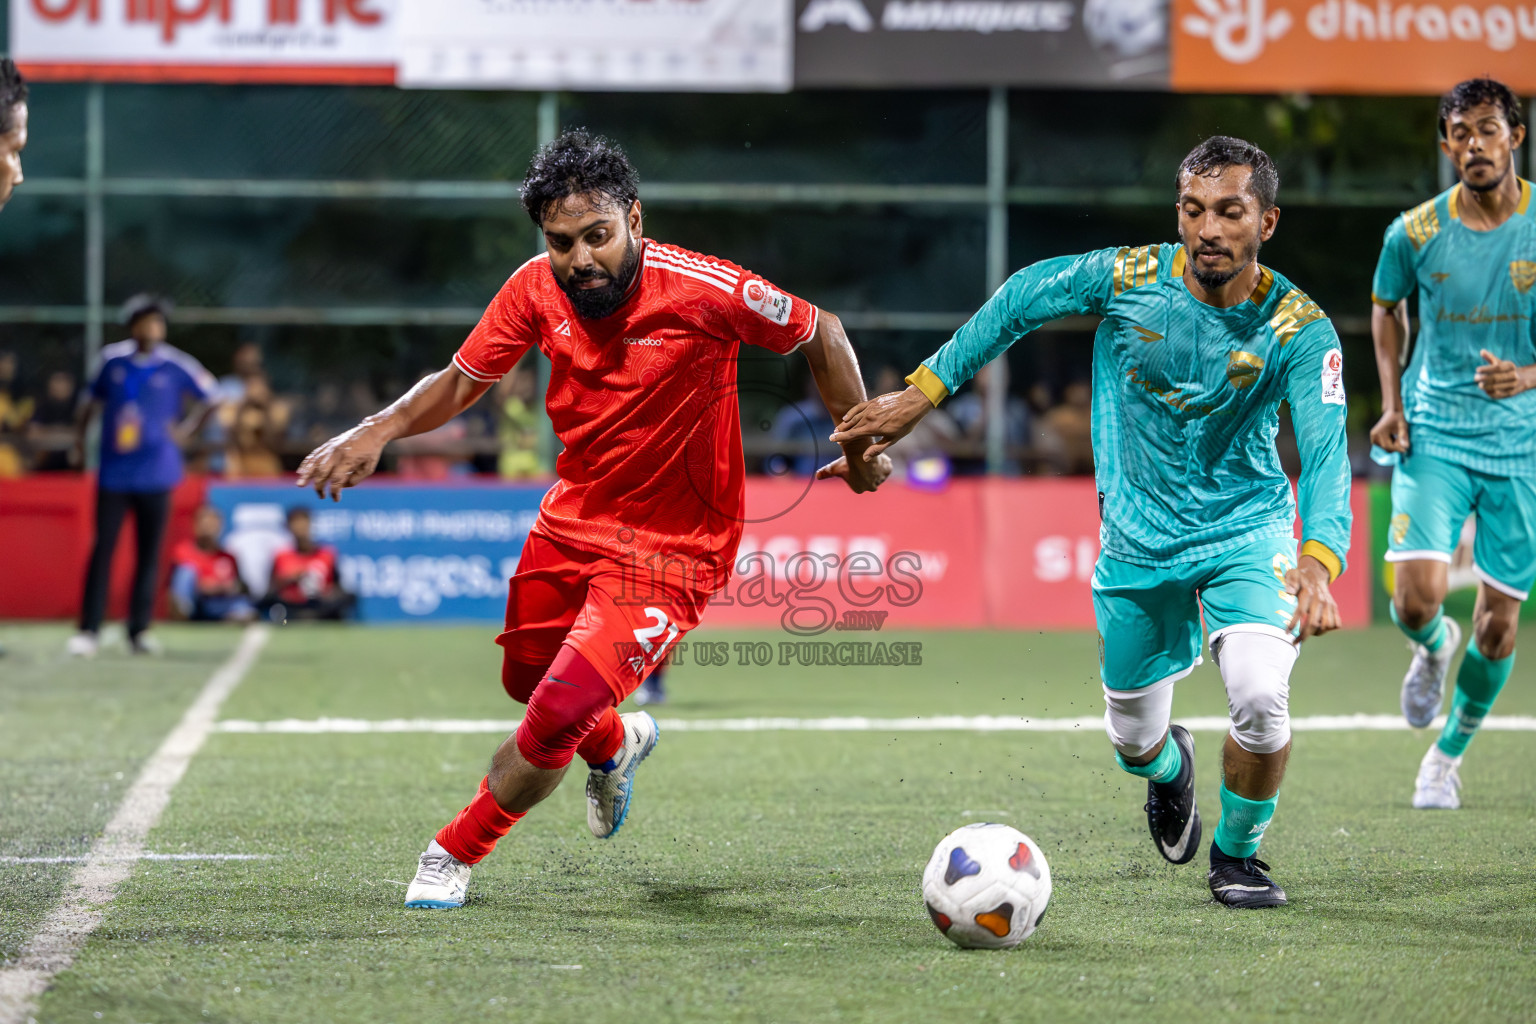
[0,282,1110,484]
[1,335,1102,482]
[0,337,557,483]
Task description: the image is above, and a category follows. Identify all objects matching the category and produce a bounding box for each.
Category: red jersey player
[297,130,890,909]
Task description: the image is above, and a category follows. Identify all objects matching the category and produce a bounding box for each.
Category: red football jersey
[271,546,339,603]
[172,541,241,590]
[454,241,819,574]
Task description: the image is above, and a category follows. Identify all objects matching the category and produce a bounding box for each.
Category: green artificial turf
[5,623,1534,1023]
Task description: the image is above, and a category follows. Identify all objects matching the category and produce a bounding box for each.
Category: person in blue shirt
[1369,78,1536,810]
[831,137,1351,909]
[69,295,218,657]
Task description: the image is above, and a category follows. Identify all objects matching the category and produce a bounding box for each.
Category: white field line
[0,624,270,1024]
[212,713,1536,734]
[0,854,271,865]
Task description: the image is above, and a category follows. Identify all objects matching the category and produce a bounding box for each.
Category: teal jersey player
[1369,78,1535,813]
[1372,179,1536,476]
[834,137,1353,910]
[910,243,1351,576]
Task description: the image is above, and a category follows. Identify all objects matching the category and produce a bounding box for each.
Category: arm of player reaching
[1369,300,1412,453]
[1368,216,1416,454]
[804,312,892,492]
[831,250,1112,458]
[296,366,492,500]
[1284,320,1353,643]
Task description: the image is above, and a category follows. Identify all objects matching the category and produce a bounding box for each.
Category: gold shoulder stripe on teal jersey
[1269,288,1326,347]
[1249,265,1275,305]
[1113,245,1161,296]
[1403,198,1441,249]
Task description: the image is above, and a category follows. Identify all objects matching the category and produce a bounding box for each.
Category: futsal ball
[922,823,1051,949]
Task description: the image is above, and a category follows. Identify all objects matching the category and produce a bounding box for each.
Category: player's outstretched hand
[829,386,933,460]
[1368,409,1410,453]
[1475,349,1531,400]
[815,450,893,493]
[296,424,388,501]
[1285,555,1340,645]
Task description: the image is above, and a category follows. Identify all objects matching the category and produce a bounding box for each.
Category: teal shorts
[1387,450,1536,601]
[1092,537,1300,693]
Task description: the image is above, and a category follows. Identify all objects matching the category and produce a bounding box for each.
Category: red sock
[435,777,524,865]
[575,706,625,767]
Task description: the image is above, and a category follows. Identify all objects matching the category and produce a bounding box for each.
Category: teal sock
[1390,602,1449,653]
[1115,733,1183,784]
[1436,646,1514,758]
[1213,784,1278,860]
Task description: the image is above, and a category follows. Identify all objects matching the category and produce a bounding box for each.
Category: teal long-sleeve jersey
[907,243,1352,578]
[1371,180,1536,477]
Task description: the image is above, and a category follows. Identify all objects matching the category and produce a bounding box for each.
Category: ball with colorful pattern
[921,823,1051,949]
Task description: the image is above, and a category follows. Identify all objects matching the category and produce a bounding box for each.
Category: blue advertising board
[206,481,548,623]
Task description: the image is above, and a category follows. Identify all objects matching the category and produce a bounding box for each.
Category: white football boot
[1401,618,1461,728]
[66,632,99,658]
[586,711,660,839]
[404,840,472,909]
[1412,744,1462,810]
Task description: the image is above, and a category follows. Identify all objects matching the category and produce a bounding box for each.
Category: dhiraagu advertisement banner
[207,481,544,623]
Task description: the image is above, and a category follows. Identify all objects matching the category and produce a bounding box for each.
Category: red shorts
[498,530,711,703]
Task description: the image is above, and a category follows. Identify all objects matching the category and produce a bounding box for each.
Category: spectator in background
[70,295,218,657]
[767,376,837,476]
[28,369,78,472]
[494,362,550,479]
[202,341,266,474]
[292,379,352,453]
[947,361,1031,475]
[258,506,354,622]
[1040,378,1094,476]
[0,349,32,477]
[169,505,255,623]
[222,373,290,478]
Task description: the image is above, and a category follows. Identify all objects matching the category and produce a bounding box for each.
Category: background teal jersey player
[1369,78,1536,811]
[831,137,1352,909]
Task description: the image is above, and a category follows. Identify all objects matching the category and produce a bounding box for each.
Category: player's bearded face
[559,231,641,320]
[1442,104,1522,193]
[1177,166,1270,291]
[1185,229,1262,290]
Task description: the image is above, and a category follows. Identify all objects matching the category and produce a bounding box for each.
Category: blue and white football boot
[586,711,660,839]
[404,840,472,909]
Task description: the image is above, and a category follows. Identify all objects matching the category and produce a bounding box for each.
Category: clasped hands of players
[1373,350,1535,455]
[835,384,1339,644]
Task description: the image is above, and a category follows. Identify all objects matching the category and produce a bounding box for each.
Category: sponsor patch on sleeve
[742,278,794,327]
[1321,348,1345,406]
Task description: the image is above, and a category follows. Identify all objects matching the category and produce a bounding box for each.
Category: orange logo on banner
[1173,0,1536,93]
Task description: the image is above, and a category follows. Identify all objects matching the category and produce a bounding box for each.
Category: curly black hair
[1438,78,1524,139]
[1176,135,1279,210]
[520,129,640,227]
[0,60,27,136]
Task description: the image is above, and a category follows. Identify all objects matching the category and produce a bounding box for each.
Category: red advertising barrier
[0,475,1371,629]
[708,478,988,633]
[719,476,1371,631]
[0,476,206,621]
